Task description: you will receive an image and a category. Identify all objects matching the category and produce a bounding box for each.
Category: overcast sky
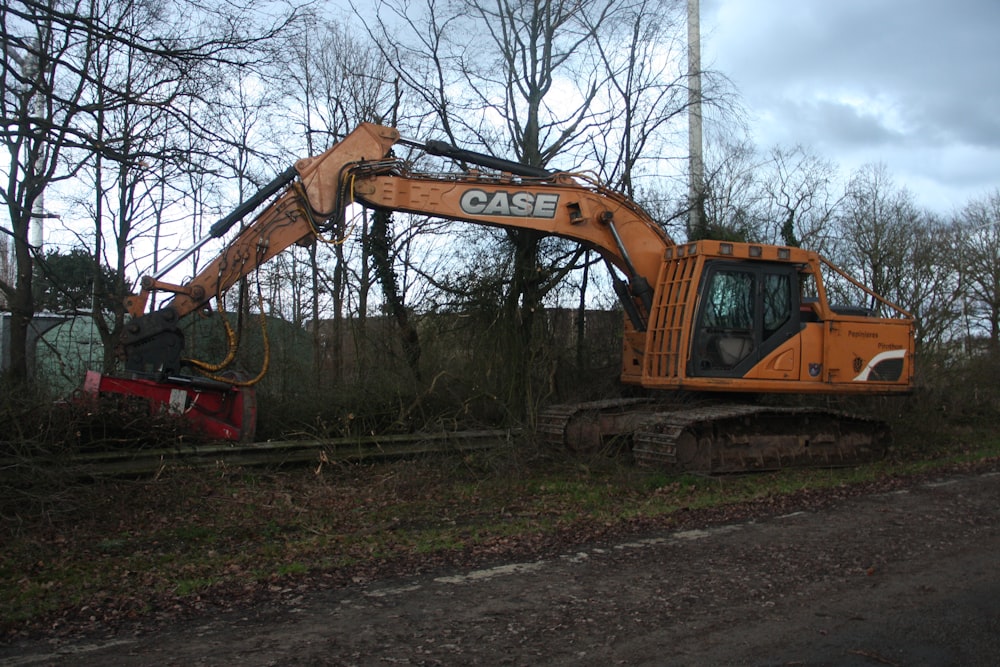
[700,0,1000,215]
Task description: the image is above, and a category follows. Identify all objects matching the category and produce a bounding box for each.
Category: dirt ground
[3,468,999,666]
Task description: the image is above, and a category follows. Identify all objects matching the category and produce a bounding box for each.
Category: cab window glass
[763,273,791,338]
[701,271,753,330]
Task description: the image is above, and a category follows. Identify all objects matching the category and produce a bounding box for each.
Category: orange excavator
[82,123,914,472]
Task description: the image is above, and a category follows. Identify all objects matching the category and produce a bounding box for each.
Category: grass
[2,433,999,636]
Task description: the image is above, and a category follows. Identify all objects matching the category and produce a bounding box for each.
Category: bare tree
[699,138,762,241]
[833,163,919,314]
[956,189,1000,353]
[1,0,294,384]
[902,216,964,355]
[74,1,194,373]
[694,140,840,248]
[363,0,692,417]
[279,15,401,385]
[2,1,94,382]
[759,145,841,251]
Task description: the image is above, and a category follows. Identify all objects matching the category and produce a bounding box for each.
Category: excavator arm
[121,124,398,374]
[120,123,671,376]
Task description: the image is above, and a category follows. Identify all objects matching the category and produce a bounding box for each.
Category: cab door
[688,261,801,378]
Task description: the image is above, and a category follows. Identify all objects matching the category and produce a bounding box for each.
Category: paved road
[4,471,999,666]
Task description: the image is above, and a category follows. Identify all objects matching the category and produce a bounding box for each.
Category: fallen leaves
[2,455,998,642]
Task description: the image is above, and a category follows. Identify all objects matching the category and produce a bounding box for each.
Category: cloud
[702,0,1000,212]
[784,95,908,147]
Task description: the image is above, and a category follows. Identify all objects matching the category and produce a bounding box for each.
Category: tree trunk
[576,250,590,370]
[309,243,323,389]
[6,235,35,383]
[502,229,544,418]
[369,209,421,380]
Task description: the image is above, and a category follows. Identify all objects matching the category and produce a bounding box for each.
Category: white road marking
[434,560,548,585]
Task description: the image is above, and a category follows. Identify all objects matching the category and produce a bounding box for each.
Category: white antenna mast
[688,0,704,236]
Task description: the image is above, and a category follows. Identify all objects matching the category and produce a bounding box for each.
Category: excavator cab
[689,261,800,377]
[638,240,913,396]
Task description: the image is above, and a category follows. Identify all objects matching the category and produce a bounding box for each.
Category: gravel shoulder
[4,469,999,666]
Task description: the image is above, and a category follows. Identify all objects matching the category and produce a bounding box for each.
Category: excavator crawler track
[539,400,890,473]
[633,405,890,473]
[536,398,656,452]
